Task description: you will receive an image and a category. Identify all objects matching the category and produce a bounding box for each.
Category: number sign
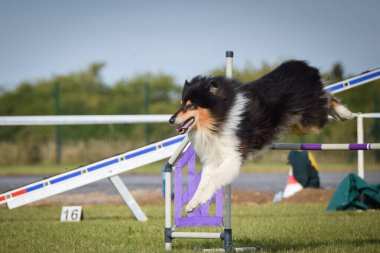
[60,206,82,222]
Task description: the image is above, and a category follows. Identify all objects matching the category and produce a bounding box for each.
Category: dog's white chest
[189,131,239,166]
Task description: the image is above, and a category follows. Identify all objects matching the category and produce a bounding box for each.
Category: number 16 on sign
[60,206,83,222]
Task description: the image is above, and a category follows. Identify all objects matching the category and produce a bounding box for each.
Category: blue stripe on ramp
[125,146,156,160]
[26,183,44,192]
[162,136,185,147]
[325,83,344,92]
[50,171,82,184]
[87,158,119,172]
[349,71,380,86]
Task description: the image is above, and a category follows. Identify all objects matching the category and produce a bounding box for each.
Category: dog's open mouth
[176,117,195,134]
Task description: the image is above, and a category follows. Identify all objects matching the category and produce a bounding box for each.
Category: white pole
[164,136,189,251]
[167,136,189,165]
[164,170,172,251]
[224,51,234,252]
[226,55,233,78]
[357,113,365,179]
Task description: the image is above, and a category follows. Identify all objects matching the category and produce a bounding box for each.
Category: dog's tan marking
[197,108,215,130]
[176,110,197,123]
[176,100,192,118]
[176,111,189,119]
[289,124,321,135]
[330,100,340,109]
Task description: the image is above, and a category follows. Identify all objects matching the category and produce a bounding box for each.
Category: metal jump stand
[164,52,260,252]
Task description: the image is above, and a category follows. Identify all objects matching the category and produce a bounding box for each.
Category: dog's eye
[186,104,197,110]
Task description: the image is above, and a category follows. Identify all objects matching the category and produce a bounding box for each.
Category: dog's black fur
[236,60,330,157]
[178,60,333,158]
[170,60,351,211]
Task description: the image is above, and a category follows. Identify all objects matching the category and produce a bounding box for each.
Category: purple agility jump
[174,145,223,228]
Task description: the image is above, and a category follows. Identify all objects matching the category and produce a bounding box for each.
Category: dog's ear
[184,80,190,86]
[209,80,218,95]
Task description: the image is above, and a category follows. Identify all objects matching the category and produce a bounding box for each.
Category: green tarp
[327,173,380,211]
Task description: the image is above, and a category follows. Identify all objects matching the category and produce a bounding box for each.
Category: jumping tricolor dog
[169,60,352,213]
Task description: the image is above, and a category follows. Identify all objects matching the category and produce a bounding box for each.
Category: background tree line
[0,61,378,165]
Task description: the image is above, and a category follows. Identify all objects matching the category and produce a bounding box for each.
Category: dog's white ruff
[186,93,248,212]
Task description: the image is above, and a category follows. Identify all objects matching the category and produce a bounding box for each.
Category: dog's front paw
[186,199,200,213]
[198,192,214,206]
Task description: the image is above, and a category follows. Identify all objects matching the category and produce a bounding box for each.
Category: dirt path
[26,188,335,207]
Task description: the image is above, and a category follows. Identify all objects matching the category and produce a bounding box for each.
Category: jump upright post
[223,51,237,252]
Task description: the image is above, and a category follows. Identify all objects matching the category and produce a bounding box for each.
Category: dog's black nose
[169,116,175,125]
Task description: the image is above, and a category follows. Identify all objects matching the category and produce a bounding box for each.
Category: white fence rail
[0,115,171,125]
[0,112,378,179]
[356,113,380,179]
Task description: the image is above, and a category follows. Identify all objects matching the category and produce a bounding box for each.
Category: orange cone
[282,168,303,198]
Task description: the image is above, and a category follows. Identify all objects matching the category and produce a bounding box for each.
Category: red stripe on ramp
[11,189,27,197]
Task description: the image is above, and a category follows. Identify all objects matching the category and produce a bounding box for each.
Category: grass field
[0,161,378,176]
[1,203,379,253]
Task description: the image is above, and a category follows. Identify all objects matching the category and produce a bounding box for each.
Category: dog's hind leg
[328,94,353,121]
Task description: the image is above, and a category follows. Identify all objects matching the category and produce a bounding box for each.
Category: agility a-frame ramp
[324,67,380,94]
[0,135,186,221]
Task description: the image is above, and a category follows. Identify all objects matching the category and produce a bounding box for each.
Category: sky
[1,0,379,90]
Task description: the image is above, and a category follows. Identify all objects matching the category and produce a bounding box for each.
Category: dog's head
[169,76,234,134]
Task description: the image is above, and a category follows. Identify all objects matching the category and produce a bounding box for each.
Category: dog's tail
[328,94,353,121]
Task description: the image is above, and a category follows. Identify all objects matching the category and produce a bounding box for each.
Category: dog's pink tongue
[175,118,194,134]
[182,120,193,128]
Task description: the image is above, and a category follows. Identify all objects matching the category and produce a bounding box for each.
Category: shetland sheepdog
[169,60,352,212]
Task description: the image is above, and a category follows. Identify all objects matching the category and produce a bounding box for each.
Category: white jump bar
[171,232,222,239]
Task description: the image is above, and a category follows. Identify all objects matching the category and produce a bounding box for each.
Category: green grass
[0,161,378,176]
[0,203,379,252]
